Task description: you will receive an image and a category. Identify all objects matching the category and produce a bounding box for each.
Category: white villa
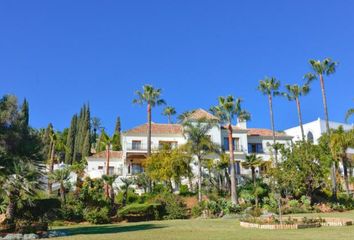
[284,118,353,144]
[86,109,292,185]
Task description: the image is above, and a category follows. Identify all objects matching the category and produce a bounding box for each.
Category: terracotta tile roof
[187,108,219,121]
[247,128,288,137]
[124,123,183,135]
[90,151,123,159]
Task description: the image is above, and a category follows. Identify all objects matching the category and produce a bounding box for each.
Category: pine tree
[65,114,77,164]
[115,117,121,133]
[43,123,54,160]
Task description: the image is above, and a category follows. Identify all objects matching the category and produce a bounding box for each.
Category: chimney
[237,118,247,129]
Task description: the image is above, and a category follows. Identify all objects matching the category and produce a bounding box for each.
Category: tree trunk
[268,95,278,164]
[147,104,152,156]
[60,182,66,204]
[228,124,238,204]
[110,185,115,207]
[198,156,202,203]
[252,167,258,208]
[105,144,110,198]
[48,139,55,194]
[295,98,305,141]
[342,158,350,197]
[5,192,16,223]
[319,74,337,199]
[188,175,194,192]
[168,115,171,124]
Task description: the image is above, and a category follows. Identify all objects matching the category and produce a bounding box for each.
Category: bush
[118,203,163,221]
[154,193,187,219]
[288,199,300,208]
[191,202,205,218]
[115,189,140,205]
[179,184,192,196]
[17,198,61,222]
[83,207,110,224]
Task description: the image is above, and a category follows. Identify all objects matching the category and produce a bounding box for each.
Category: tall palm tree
[183,118,219,203]
[258,77,281,164]
[345,101,354,123]
[99,130,115,197]
[305,57,338,198]
[210,96,250,204]
[242,154,263,207]
[133,85,166,156]
[163,106,176,124]
[282,84,310,141]
[102,174,119,207]
[48,128,56,194]
[329,127,354,197]
[91,117,101,147]
[49,167,71,204]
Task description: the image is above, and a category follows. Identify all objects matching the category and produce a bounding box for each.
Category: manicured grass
[53,211,354,240]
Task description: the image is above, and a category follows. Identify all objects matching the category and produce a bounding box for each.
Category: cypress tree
[112,116,122,151]
[82,129,91,159]
[20,98,29,127]
[65,114,77,164]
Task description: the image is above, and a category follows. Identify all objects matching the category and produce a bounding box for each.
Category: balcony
[222,145,245,153]
[126,142,148,151]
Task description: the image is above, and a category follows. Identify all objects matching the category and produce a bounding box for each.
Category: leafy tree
[271,142,328,201]
[345,100,354,123]
[119,178,134,206]
[133,84,166,156]
[282,84,310,141]
[163,106,176,124]
[0,95,44,223]
[329,127,354,196]
[211,96,250,204]
[144,146,192,192]
[258,77,281,163]
[49,167,71,203]
[305,57,338,198]
[183,118,219,202]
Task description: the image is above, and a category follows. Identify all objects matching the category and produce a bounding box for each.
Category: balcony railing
[222,145,245,152]
[126,143,148,151]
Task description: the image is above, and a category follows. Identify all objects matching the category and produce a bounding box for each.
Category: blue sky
[1,1,353,133]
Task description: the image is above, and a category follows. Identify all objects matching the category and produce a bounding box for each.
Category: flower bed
[240,217,353,230]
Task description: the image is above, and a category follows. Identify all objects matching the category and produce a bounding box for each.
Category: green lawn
[53,211,354,240]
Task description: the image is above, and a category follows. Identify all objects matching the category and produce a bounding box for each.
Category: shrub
[179,184,192,196]
[191,202,205,218]
[17,198,61,222]
[288,199,300,208]
[83,207,110,224]
[118,203,163,221]
[154,193,187,219]
[115,189,140,205]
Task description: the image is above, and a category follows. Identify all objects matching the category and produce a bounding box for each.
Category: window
[307,131,314,143]
[132,140,142,150]
[109,166,114,175]
[223,137,240,151]
[159,141,178,149]
[98,166,103,170]
[248,143,263,153]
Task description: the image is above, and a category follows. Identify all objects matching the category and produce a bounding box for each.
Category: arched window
[307,131,314,143]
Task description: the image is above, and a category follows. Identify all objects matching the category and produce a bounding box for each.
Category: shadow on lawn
[58,223,167,236]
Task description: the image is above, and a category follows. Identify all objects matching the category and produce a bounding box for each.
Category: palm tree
[48,127,56,194]
[49,167,71,203]
[258,77,281,164]
[99,130,115,197]
[183,118,219,202]
[282,84,310,141]
[91,117,102,147]
[210,96,250,204]
[102,174,119,207]
[71,161,86,195]
[0,162,40,223]
[163,106,176,124]
[242,154,263,187]
[329,127,354,197]
[120,178,133,206]
[242,154,263,207]
[133,85,166,156]
[305,57,338,198]
[345,101,354,123]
